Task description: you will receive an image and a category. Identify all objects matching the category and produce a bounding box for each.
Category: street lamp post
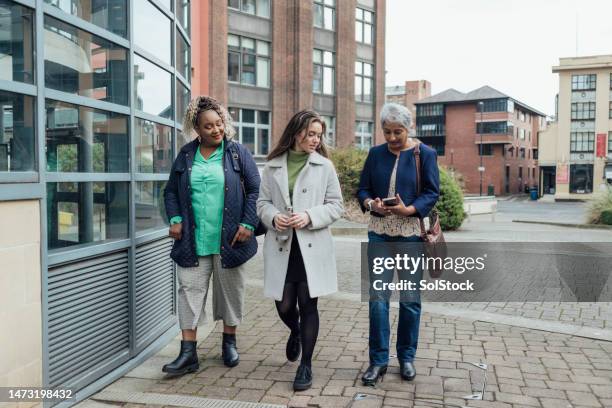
[478,101,484,196]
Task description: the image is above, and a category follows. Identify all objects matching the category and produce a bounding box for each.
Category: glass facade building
[0,0,190,399]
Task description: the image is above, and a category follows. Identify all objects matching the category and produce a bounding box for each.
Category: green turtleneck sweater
[287,149,309,198]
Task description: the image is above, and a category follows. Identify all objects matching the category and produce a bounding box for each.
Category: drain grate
[92,391,285,408]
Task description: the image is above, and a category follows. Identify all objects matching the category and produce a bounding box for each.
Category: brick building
[191,0,386,158]
[415,86,547,196]
[386,80,432,135]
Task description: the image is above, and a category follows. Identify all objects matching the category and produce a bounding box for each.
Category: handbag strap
[413,143,428,235]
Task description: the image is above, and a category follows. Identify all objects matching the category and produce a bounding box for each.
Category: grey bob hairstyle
[380,102,412,130]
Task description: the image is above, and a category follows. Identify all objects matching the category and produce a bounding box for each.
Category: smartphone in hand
[382,197,399,206]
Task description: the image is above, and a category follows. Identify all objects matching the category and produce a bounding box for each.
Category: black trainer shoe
[286,331,301,362]
[293,364,313,391]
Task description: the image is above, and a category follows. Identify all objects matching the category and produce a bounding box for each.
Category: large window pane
[135,118,172,173]
[176,0,190,35]
[47,181,129,250]
[176,29,190,82]
[0,90,35,172]
[134,55,172,118]
[133,0,171,65]
[44,16,129,105]
[257,129,268,155]
[323,67,334,95]
[241,54,256,85]
[256,58,269,88]
[228,52,240,82]
[44,0,127,38]
[242,126,254,153]
[177,129,194,148]
[176,80,190,123]
[570,164,593,194]
[0,1,34,84]
[45,100,129,173]
[135,181,168,233]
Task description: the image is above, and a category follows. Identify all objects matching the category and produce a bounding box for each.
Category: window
[0,90,36,172]
[571,74,596,91]
[44,16,129,106]
[518,129,525,139]
[227,35,270,87]
[229,107,270,156]
[355,121,373,149]
[0,1,34,84]
[355,61,373,102]
[44,0,127,38]
[47,182,129,250]
[135,119,173,173]
[417,123,444,137]
[570,164,593,193]
[314,0,335,30]
[45,100,129,173]
[518,167,523,179]
[477,121,511,134]
[520,147,525,159]
[320,115,336,147]
[570,132,595,153]
[133,0,172,65]
[176,0,190,34]
[313,50,335,95]
[355,8,374,45]
[228,0,270,18]
[417,104,443,116]
[135,181,168,233]
[176,29,191,82]
[479,144,494,156]
[571,102,596,120]
[176,80,191,122]
[134,55,172,118]
[609,101,612,119]
[477,99,508,113]
[609,132,612,155]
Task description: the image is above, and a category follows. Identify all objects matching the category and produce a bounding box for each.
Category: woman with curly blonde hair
[163,96,261,375]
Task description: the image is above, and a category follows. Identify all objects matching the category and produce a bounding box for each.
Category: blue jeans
[367,231,423,365]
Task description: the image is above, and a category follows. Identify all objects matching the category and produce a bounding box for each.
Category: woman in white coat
[257,110,343,391]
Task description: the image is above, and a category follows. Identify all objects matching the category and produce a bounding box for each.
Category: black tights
[275,281,319,366]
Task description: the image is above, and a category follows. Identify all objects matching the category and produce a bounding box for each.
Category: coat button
[308,243,312,247]
[224,207,228,211]
[195,262,199,266]
[279,248,282,252]
[221,246,224,250]
[303,188,307,193]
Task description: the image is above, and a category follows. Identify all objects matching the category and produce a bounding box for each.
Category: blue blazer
[356,143,440,218]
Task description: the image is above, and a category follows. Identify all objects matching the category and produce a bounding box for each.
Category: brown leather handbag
[414,143,447,278]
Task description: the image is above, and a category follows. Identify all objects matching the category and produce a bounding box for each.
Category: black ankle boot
[399,361,416,381]
[222,333,239,367]
[293,363,312,391]
[361,364,387,386]
[286,331,301,362]
[162,340,198,375]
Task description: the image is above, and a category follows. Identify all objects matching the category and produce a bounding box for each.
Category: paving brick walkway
[95,286,612,408]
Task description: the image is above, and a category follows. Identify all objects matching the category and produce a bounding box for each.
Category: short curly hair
[183,95,236,139]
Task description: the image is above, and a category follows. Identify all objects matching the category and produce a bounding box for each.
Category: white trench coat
[256,151,344,300]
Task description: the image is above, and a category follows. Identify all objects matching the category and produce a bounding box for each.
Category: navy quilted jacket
[164,138,261,269]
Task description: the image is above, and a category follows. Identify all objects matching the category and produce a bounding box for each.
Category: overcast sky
[385,0,612,116]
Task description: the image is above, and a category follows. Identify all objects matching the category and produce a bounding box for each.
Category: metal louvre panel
[135,238,175,350]
[47,251,130,389]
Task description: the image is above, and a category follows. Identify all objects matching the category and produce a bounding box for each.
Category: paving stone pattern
[146,287,612,408]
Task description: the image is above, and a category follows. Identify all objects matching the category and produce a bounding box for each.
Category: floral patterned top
[368,154,421,237]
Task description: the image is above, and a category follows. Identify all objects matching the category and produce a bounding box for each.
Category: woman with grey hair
[356,103,440,385]
[163,96,261,375]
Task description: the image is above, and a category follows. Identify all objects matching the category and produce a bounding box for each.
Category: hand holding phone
[382,197,399,206]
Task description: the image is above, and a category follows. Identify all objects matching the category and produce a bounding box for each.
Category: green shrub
[435,167,465,231]
[329,147,368,200]
[587,187,612,224]
[601,210,612,225]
